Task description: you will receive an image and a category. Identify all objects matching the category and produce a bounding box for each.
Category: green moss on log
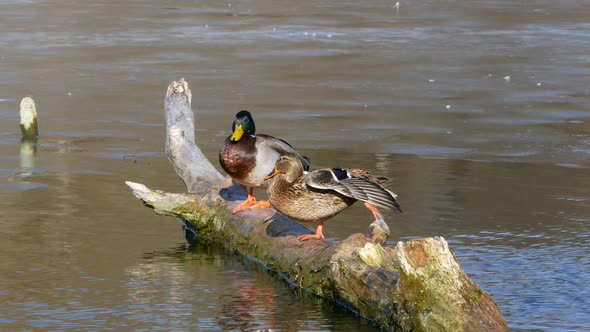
[174,200,229,235]
[393,272,435,331]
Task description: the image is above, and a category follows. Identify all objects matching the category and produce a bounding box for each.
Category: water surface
[1,1,589,331]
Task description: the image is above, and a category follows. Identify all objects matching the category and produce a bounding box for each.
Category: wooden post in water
[126,79,509,331]
[19,96,38,140]
[19,97,38,169]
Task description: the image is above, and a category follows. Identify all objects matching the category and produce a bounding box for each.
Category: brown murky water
[1,1,589,331]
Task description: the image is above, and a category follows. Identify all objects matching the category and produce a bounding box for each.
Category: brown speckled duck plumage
[265,154,401,241]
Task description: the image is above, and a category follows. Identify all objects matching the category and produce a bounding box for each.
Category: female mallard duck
[265,154,402,241]
[219,110,310,214]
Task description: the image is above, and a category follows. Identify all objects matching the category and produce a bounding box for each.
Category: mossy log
[126,79,508,331]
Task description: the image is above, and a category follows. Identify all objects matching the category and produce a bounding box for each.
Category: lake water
[1,1,589,331]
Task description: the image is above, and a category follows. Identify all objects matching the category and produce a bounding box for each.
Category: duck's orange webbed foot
[233,187,259,214]
[233,196,258,214]
[248,200,272,210]
[297,222,325,241]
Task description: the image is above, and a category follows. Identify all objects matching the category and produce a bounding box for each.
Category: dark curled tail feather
[331,168,349,180]
[302,155,311,171]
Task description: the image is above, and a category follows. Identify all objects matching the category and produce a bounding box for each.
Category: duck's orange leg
[364,202,385,221]
[233,188,273,213]
[233,188,257,214]
[298,221,325,241]
[248,200,272,210]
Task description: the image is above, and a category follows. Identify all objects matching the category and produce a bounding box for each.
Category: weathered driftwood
[19,96,38,140]
[19,97,38,169]
[126,79,508,331]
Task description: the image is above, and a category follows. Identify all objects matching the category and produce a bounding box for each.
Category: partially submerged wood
[18,97,38,169]
[19,96,38,140]
[126,79,508,331]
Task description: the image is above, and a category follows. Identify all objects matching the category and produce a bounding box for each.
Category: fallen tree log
[126,79,508,331]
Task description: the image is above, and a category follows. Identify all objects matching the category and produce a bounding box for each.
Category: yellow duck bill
[264,168,279,180]
[230,124,244,141]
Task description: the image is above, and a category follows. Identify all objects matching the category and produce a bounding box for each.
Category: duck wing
[306,168,402,213]
[256,134,311,171]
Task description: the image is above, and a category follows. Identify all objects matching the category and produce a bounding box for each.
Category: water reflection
[123,243,378,331]
[218,270,281,331]
[19,138,36,170]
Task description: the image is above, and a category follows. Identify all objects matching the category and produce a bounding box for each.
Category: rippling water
[1,1,589,331]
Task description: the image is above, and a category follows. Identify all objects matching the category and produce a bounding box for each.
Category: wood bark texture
[126,79,508,331]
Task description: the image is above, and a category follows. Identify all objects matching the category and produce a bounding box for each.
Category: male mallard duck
[219,110,310,214]
[265,154,402,241]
